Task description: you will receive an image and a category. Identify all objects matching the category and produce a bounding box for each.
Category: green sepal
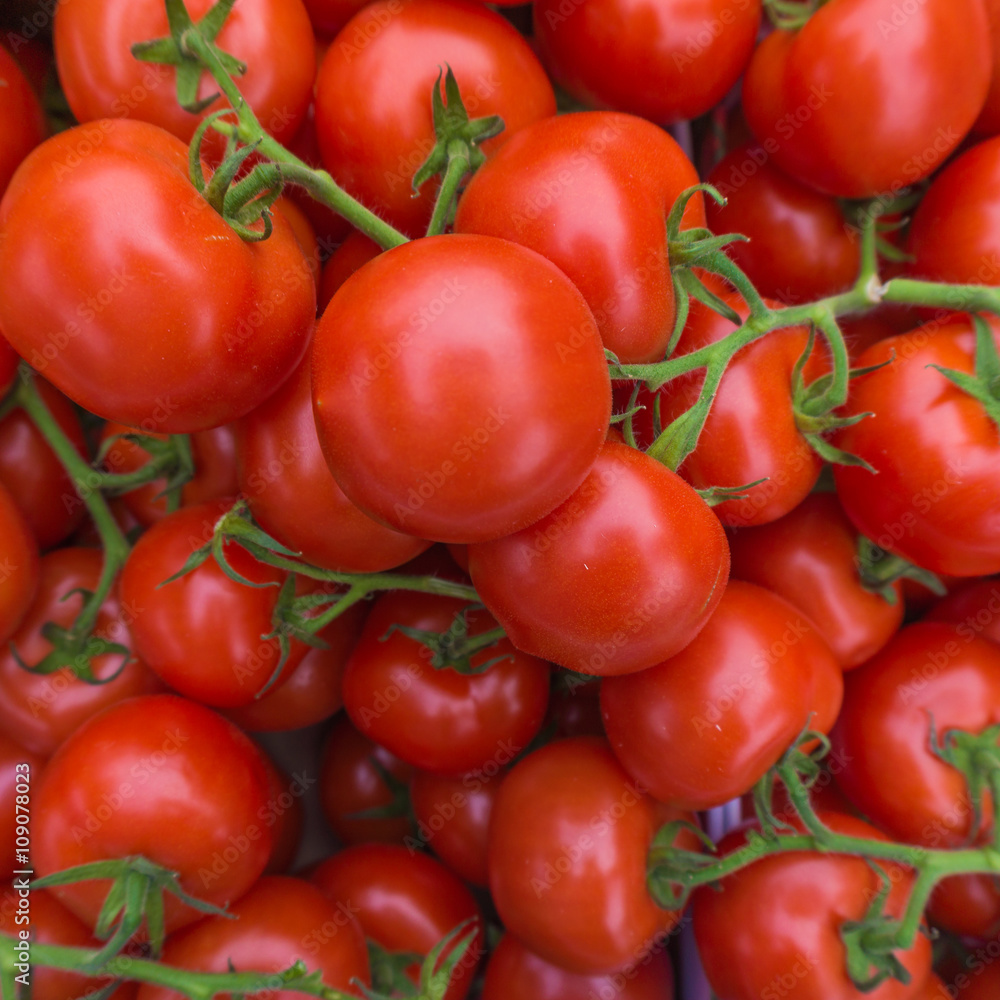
[855,535,945,605]
[366,940,422,998]
[929,314,1000,430]
[696,478,769,507]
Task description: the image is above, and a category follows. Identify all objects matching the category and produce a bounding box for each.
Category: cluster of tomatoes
[1,0,1000,998]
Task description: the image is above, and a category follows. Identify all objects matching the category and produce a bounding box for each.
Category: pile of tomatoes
[2,0,1000,998]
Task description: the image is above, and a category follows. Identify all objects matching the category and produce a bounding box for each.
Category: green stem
[425,143,469,238]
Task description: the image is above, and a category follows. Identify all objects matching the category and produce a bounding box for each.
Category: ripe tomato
[0,43,45,197]
[237,360,432,573]
[488,736,696,975]
[34,694,274,933]
[317,230,380,313]
[341,591,549,775]
[454,111,703,364]
[728,493,905,668]
[311,844,483,1000]
[53,0,315,156]
[693,813,932,1000]
[833,318,1000,577]
[120,499,309,708]
[601,580,843,811]
[924,579,1000,647]
[948,961,1000,998]
[482,934,674,1000]
[135,876,370,1000]
[742,0,990,198]
[319,713,415,846]
[257,755,306,876]
[0,736,44,871]
[314,0,555,236]
[706,144,859,303]
[468,438,729,675]
[100,421,238,527]
[300,0,369,37]
[0,475,38,645]
[925,871,1000,940]
[973,0,1000,134]
[0,119,315,433]
[311,234,611,543]
[534,0,760,124]
[0,547,160,757]
[0,378,89,551]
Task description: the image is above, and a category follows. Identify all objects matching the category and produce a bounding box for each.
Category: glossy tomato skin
[469,438,729,675]
[100,421,238,526]
[54,0,314,154]
[0,44,45,197]
[120,499,308,708]
[238,360,432,572]
[974,0,1000,134]
[0,475,38,644]
[534,0,759,124]
[601,581,843,811]
[743,0,989,198]
[135,877,370,1000]
[342,591,549,775]
[728,493,905,669]
[706,144,859,303]
[833,319,1000,577]
[693,813,932,1000]
[319,714,415,846]
[317,230,381,314]
[482,934,674,1000]
[0,119,315,433]
[454,111,703,364]
[311,844,483,1000]
[0,547,160,757]
[489,736,696,975]
[0,379,89,550]
[34,694,274,933]
[926,871,1000,940]
[924,578,1000,647]
[314,0,555,236]
[311,234,611,544]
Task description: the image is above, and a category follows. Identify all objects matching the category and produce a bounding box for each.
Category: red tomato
[319,714,415,846]
[274,195,320,287]
[314,0,555,236]
[237,360,432,572]
[547,675,606,739]
[0,475,38,644]
[534,0,760,124]
[120,499,318,708]
[973,0,1000,134]
[482,934,675,1000]
[833,319,1000,577]
[409,766,502,886]
[0,736,44,872]
[0,547,160,757]
[311,844,483,1000]
[742,0,990,197]
[728,493,905,668]
[950,962,1000,998]
[0,119,315,433]
[0,378,89,550]
[602,581,843,810]
[301,0,369,37]
[257,755,307,876]
[488,736,696,975]
[34,694,274,933]
[100,421,238,527]
[317,229,381,313]
[0,43,45,196]
[341,591,549,775]
[454,111,703,364]
[53,0,315,155]
[693,813,932,1000]
[135,876,370,1000]
[468,438,729,676]
[925,871,1000,940]
[706,144,859,303]
[924,578,1000,647]
[311,234,611,544]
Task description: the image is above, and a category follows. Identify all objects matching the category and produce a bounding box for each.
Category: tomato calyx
[365,940,423,997]
[341,756,415,827]
[413,66,505,238]
[839,877,914,992]
[763,0,831,31]
[97,431,195,513]
[929,314,1000,431]
[928,720,1000,845]
[381,604,510,675]
[855,535,945,606]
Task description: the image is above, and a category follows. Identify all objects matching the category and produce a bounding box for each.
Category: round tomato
[318,230,381,314]
[311,844,483,1000]
[314,0,555,236]
[0,43,45,197]
[728,493,905,668]
[341,591,549,775]
[833,318,1000,577]
[488,736,696,975]
[742,0,989,197]
[454,111,703,364]
[311,233,611,543]
[534,0,760,124]
[34,694,274,933]
[468,438,729,675]
[135,876,370,1000]
[0,119,315,433]
[924,578,1000,647]
[0,547,160,757]
[601,580,843,811]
